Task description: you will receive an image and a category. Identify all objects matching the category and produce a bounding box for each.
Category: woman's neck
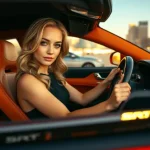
[38,66,49,75]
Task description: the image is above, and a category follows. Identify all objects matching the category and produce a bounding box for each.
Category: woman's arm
[65,68,121,106]
[18,73,130,119]
[65,80,109,106]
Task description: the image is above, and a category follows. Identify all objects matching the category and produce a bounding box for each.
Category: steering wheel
[107,56,134,111]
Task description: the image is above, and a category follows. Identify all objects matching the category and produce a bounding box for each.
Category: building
[138,21,148,40]
[138,21,148,48]
[126,24,138,44]
[126,21,149,49]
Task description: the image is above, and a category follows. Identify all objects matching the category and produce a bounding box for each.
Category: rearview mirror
[110,52,121,66]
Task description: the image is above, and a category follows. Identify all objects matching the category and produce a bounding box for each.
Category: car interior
[1,0,150,149]
[0,0,114,121]
[0,40,29,121]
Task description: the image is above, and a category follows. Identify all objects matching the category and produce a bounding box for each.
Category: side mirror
[110,52,121,66]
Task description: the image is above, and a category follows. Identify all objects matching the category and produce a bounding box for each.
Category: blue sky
[100,0,150,39]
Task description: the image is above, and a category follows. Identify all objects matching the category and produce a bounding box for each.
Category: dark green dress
[26,73,82,119]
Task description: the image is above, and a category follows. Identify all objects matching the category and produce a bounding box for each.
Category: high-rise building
[138,21,148,48]
[138,21,148,39]
[126,21,148,49]
[126,24,138,44]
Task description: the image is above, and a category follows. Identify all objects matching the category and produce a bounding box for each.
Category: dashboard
[120,60,150,111]
[130,60,150,92]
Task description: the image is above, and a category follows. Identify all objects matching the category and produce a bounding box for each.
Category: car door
[65,66,115,90]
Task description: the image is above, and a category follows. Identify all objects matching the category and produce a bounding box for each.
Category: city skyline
[126,21,149,50]
[100,0,150,39]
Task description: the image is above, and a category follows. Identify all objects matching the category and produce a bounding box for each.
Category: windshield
[100,0,150,53]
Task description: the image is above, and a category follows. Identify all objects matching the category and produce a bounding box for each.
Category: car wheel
[82,63,95,67]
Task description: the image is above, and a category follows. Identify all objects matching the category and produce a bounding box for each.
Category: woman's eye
[40,41,48,46]
[55,43,61,49]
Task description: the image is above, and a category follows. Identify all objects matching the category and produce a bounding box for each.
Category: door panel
[65,67,116,91]
[65,67,116,108]
[66,73,99,93]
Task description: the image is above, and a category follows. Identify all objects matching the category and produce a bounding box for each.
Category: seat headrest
[0,40,18,70]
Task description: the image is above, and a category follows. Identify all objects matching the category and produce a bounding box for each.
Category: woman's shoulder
[17,73,44,89]
[18,73,36,82]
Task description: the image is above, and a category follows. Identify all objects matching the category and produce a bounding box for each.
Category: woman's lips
[44,57,54,61]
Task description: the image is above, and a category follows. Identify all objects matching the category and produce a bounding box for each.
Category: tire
[82,63,95,67]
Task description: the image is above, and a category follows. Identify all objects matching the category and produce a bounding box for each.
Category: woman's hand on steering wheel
[106,74,131,111]
[103,68,121,85]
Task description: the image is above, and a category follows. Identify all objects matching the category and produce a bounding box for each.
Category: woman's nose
[47,45,54,54]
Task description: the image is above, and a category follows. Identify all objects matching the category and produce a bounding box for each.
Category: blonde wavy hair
[15,18,69,89]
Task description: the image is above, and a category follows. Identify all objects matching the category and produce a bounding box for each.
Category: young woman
[16,18,131,119]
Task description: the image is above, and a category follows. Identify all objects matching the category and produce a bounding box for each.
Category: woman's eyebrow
[42,38,62,43]
[42,38,50,42]
[55,41,62,44]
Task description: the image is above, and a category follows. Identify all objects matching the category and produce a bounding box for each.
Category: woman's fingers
[113,68,120,74]
[118,73,124,83]
[115,91,131,98]
[117,96,130,102]
[109,68,119,75]
[113,82,131,102]
[108,81,131,110]
[115,82,131,90]
[108,68,120,79]
[105,68,124,84]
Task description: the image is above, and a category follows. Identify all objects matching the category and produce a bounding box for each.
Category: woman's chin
[41,62,53,66]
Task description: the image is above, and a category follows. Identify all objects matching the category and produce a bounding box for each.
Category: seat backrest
[0,40,29,121]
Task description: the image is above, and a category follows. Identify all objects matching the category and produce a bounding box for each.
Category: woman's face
[34,26,62,67]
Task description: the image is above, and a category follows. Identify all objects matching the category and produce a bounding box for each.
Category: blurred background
[7,0,150,67]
